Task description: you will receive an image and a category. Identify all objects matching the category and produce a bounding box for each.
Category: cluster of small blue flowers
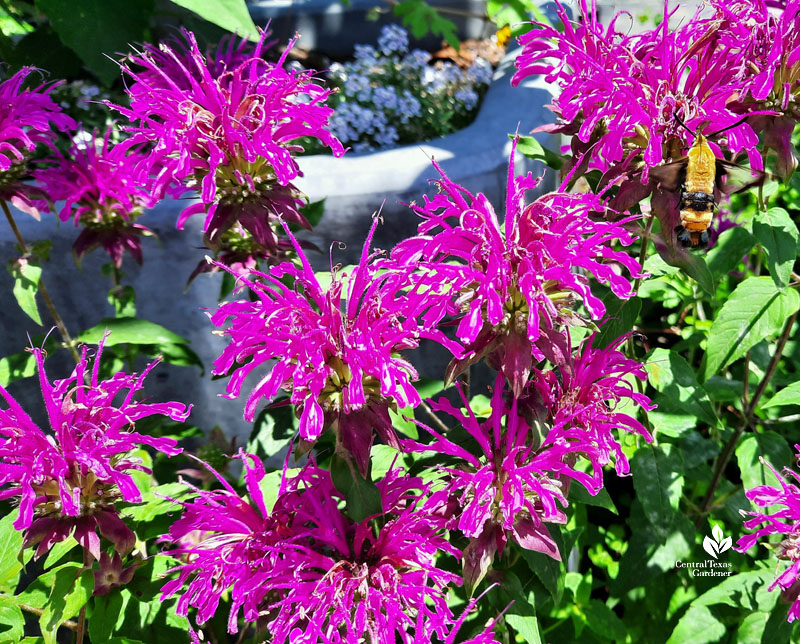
[325,25,493,152]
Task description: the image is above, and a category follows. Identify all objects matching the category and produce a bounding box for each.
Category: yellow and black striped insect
[648,117,766,249]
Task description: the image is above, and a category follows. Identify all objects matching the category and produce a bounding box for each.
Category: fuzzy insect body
[677,133,716,248]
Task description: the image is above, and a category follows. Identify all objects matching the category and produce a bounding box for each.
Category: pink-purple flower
[512,0,764,177]
[736,446,800,622]
[163,453,461,642]
[210,223,460,473]
[113,28,344,255]
[34,130,157,267]
[389,143,642,396]
[0,338,189,559]
[406,375,602,589]
[0,67,76,216]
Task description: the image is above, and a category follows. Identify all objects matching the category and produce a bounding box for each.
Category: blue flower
[378,24,409,55]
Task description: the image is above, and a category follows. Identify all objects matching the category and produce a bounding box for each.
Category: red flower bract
[0,337,189,559]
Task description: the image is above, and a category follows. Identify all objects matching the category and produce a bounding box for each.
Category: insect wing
[715,160,771,196]
[647,158,687,192]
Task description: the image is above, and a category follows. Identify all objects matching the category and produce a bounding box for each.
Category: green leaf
[330,454,383,523]
[168,0,258,39]
[703,277,800,381]
[630,445,683,529]
[705,226,756,279]
[35,0,155,85]
[78,318,189,347]
[583,599,626,642]
[737,612,770,644]
[569,482,617,514]
[594,295,641,350]
[40,567,93,644]
[257,468,300,515]
[505,590,542,644]
[248,403,295,460]
[88,591,125,642]
[300,198,326,229]
[108,285,137,318]
[646,349,718,428]
[43,537,79,569]
[394,0,459,48]
[0,350,37,387]
[653,241,716,297]
[666,605,726,644]
[144,342,204,373]
[735,432,792,493]
[520,546,564,606]
[753,207,799,289]
[762,381,800,409]
[124,482,188,523]
[0,510,23,593]
[512,134,564,170]
[0,595,24,643]
[8,257,42,325]
[370,444,401,479]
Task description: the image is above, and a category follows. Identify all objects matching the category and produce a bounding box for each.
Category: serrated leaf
[393,0,459,47]
[594,295,641,350]
[762,381,800,409]
[631,445,683,529]
[705,226,755,278]
[653,241,715,296]
[753,207,799,289]
[0,510,23,592]
[666,605,726,644]
[569,481,617,514]
[583,599,626,642]
[40,566,93,644]
[8,258,42,325]
[646,348,718,428]
[36,0,154,85]
[88,591,125,642]
[520,545,563,605]
[0,596,24,643]
[735,432,792,492]
[78,318,189,347]
[703,277,800,381]
[43,537,79,569]
[167,0,258,39]
[330,454,383,523]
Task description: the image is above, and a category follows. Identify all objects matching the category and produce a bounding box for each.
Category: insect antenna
[706,116,750,139]
[673,113,696,136]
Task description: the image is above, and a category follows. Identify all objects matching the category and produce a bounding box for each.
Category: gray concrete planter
[0,45,554,447]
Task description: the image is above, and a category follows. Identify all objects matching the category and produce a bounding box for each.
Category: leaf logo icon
[702,525,732,559]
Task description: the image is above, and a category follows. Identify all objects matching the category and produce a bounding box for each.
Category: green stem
[1,200,81,364]
[696,310,798,524]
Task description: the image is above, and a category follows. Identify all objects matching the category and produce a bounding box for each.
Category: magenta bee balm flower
[35,130,157,267]
[0,338,189,559]
[0,67,76,216]
[389,143,642,396]
[736,446,800,622]
[163,454,462,642]
[211,223,460,473]
[113,29,344,256]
